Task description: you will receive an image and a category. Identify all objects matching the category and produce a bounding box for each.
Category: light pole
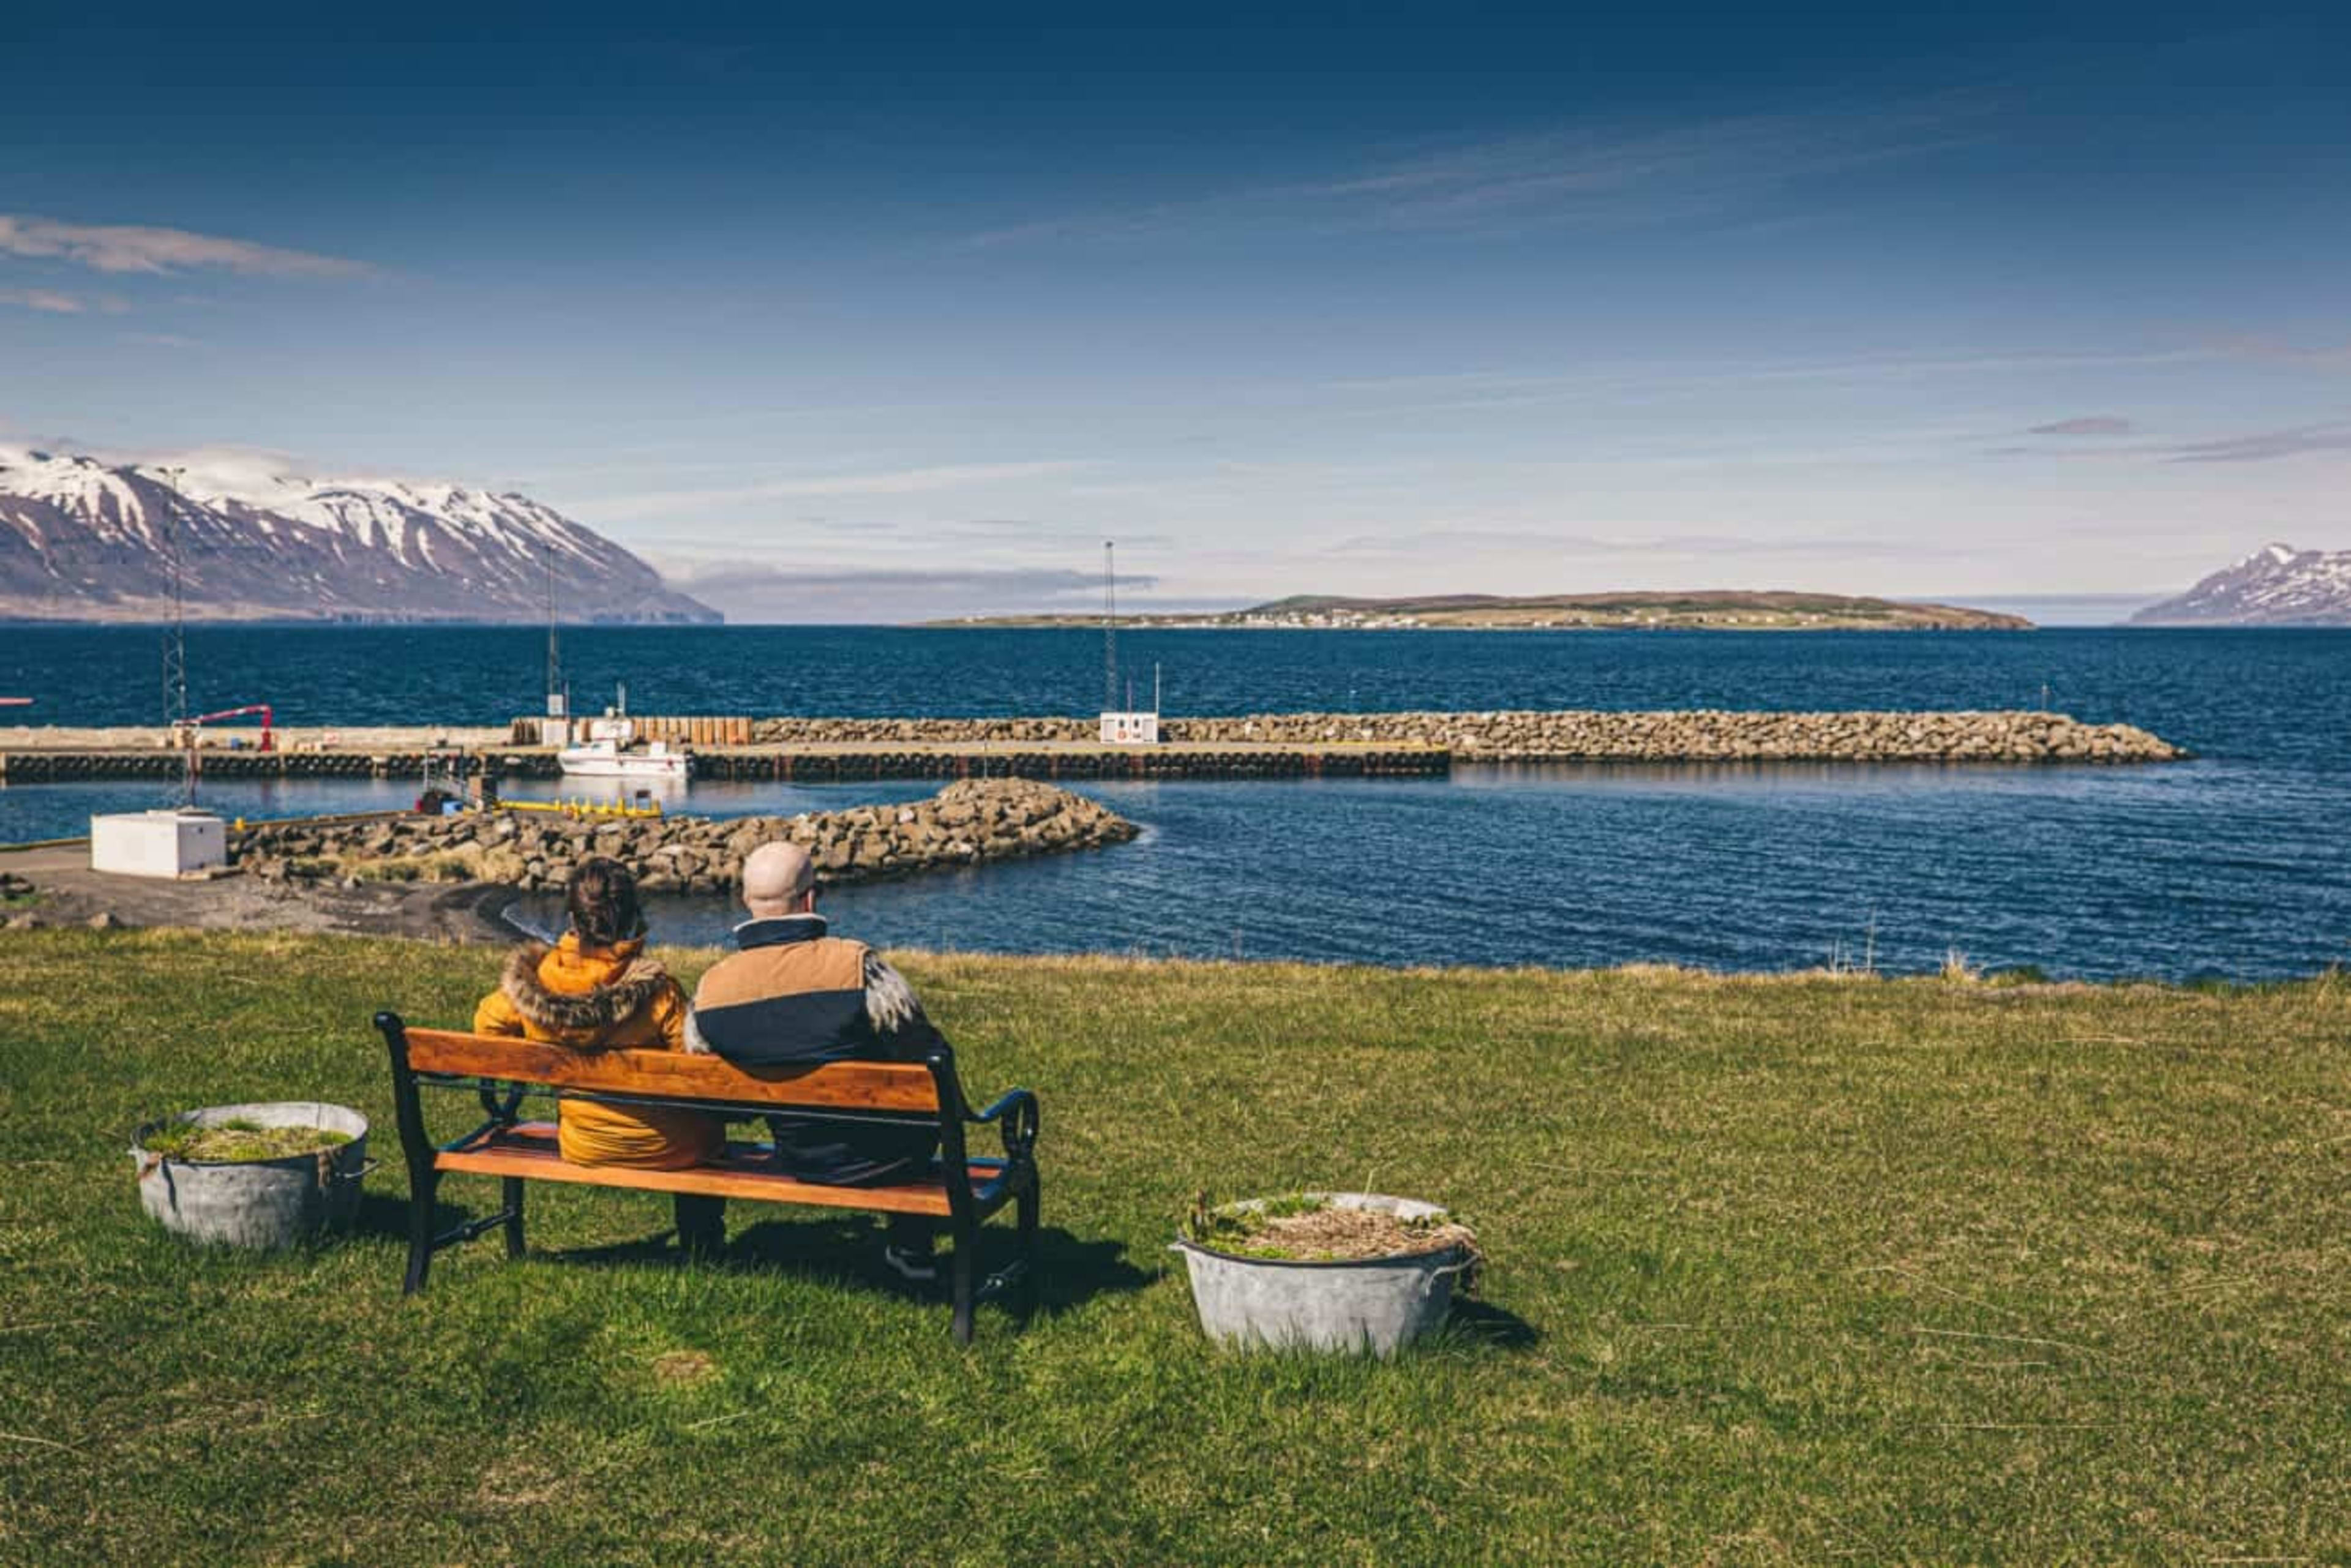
[159,464,195,807]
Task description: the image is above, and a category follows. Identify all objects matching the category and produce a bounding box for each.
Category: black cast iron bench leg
[403,1169,440,1294]
[1017,1176,1041,1319]
[675,1193,726,1259]
[951,1219,978,1346]
[503,1176,526,1260]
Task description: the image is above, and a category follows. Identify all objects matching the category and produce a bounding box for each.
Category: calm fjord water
[4,625,2345,980]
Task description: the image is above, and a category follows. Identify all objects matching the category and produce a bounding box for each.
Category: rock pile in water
[747,709,2183,763]
[235,778,1139,893]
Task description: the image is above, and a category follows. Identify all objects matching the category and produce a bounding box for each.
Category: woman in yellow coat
[473,857,721,1169]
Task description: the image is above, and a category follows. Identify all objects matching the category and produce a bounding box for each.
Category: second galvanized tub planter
[132,1100,372,1250]
[1172,1193,1474,1357]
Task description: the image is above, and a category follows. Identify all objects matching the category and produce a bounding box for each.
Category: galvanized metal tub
[1172,1193,1472,1357]
[132,1101,370,1250]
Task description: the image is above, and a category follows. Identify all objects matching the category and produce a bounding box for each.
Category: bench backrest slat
[400,1029,942,1114]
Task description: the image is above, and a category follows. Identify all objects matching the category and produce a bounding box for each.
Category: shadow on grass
[351,1191,437,1240]
[356,1187,1155,1318]
[353,1193,1522,1349]
[712,1214,1156,1317]
[1440,1296,1541,1350]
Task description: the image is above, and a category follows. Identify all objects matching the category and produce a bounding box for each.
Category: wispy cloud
[1325,527,1963,561]
[586,460,1094,522]
[2205,334,2351,369]
[2028,416,2134,436]
[2161,422,2351,463]
[0,286,126,314]
[0,214,371,278]
[959,96,1993,248]
[1305,349,2208,421]
[653,561,1157,623]
[928,518,1175,549]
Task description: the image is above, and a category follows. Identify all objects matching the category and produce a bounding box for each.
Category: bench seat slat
[433,1122,1005,1217]
[402,1029,940,1112]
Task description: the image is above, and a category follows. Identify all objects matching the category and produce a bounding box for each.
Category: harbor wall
[0,745,1447,784]
[0,707,2184,785]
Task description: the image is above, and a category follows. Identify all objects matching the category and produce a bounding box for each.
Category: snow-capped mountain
[0,448,716,623]
[2131,543,2351,626]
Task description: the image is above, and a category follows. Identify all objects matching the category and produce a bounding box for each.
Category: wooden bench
[373,1013,1040,1343]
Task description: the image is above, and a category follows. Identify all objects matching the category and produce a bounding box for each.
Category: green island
[2,930,2343,1563]
[938,590,2034,631]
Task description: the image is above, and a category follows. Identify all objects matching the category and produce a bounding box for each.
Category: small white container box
[1098,710,1160,745]
[90,810,228,879]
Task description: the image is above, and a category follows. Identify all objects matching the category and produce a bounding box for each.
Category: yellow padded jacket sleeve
[473,988,526,1037]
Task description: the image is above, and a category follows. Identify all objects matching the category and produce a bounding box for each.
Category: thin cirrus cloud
[651,561,1158,623]
[2028,416,2134,437]
[583,460,1095,522]
[2161,422,2351,464]
[959,96,1993,248]
[1326,527,1962,561]
[0,214,371,278]
[2203,334,2351,369]
[0,286,126,315]
[1989,418,2351,464]
[1307,350,2207,421]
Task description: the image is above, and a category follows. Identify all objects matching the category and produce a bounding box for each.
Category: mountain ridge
[0,448,717,625]
[2130,544,2351,626]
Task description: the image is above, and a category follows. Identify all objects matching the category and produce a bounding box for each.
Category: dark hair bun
[566,857,645,947]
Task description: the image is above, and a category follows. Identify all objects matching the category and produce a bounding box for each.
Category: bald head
[741,841,816,918]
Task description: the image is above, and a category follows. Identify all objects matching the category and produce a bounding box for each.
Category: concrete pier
[0,705,2186,786]
[0,740,1449,785]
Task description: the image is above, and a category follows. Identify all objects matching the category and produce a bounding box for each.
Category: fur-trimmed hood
[499,936,676,1041]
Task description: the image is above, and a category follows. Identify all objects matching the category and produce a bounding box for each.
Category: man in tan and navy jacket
[687,841,945,1280]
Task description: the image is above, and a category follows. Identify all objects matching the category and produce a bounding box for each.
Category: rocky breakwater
[746,710,2183,763]
[235,778,1139,893]
[1166,709,2186,762]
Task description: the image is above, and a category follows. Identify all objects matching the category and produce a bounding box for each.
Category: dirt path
[0,842,516,942]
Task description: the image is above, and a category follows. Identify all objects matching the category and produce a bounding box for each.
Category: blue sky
[3,2,2347,620]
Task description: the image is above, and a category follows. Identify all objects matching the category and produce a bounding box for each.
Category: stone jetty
[740,709,2184,763]
[232,778,1138,894]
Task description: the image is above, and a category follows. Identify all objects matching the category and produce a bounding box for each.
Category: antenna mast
[1103,539,1118,713]
[544,542,564,719]
[159,465,194,806]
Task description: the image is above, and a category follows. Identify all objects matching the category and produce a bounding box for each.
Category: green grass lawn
[2,931,2346,1565]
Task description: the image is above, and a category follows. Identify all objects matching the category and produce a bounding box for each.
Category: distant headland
[934,590,2034,632]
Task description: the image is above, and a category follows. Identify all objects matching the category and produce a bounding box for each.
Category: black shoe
[882,1243,938,1284]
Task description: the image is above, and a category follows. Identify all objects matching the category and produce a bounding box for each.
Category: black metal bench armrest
[967,1087,1039,1162]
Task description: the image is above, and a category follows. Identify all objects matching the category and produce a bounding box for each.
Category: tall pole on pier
[159,464,195,807]
[543,542,564,721]
[1103,539,1119,714]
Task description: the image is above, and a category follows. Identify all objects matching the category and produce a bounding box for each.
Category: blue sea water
[3,625,2346,980]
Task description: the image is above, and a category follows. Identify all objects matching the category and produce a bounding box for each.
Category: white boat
[557,738,691,780]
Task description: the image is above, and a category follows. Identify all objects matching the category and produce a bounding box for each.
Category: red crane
[187,703,276,751]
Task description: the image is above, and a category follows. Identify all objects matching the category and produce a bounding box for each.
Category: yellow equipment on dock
[502,797,665,821]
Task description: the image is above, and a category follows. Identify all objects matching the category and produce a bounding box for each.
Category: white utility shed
[89,809,228,879]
